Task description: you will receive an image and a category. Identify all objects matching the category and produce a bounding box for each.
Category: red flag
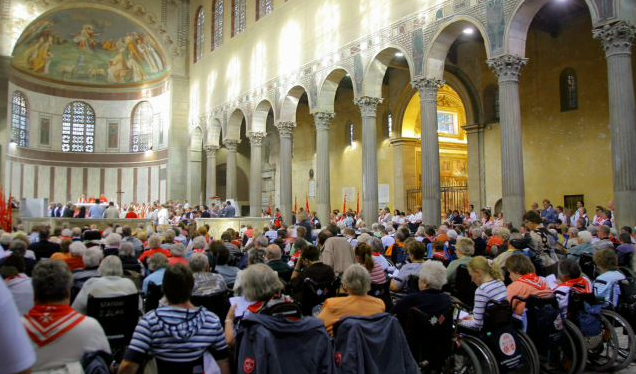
[0,189,8,232]
[356,191,361,216]
[305,194,310,214]
[343,194,347,213]
[294,196,298,214]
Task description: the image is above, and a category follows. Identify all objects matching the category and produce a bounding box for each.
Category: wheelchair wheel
[459,335,500,374]
[586,314,618,372]
[602,310,636,370]
[563,320,587,374]
[539,324,578,374]
[514,330,540,374]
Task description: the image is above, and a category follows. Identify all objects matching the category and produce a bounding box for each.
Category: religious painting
[12,7,168,86]
[108,122,119,149]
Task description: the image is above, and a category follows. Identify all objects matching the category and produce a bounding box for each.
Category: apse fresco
[12,7,168,86]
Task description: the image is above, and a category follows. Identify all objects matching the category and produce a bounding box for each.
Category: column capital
[593,21,636,57]
[313,112,335,131]
[248,132,266,146]
[487,55,528,83]
[411,77,445,102]
[204,144,219,155]
[275,121,295,138]
[354,96,383,116]
[223,139,240,151]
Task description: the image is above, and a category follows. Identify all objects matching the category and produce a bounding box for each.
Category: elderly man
[318,264,385,335]
[142,253,169,295]
[22,260,111,371]
[72,246,103,293]
[190,253,226,296]
[72,255,140,314]
[103,232,122,257]
[266,244,292,282]
[169,243,189,266]
[118,264,231,374]
[446,237,475,284]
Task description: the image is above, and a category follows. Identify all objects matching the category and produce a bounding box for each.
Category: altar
[195,217,271,240]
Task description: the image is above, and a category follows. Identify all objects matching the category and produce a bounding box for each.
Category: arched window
[256,0,273,21]
[62,101,95,153]
[560,68,578,112]
[130,102,153,152]
[194,6,205,62]
[232,0,246,36]
[212,0,224,50]
[11,91,28,147]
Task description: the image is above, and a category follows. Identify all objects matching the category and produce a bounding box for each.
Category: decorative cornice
[411,77,445,103]
[204,145,219,156]
[223,139,240,151]
[462,123,486,134]
[593,21,636,57]
[486,55,528,83]
[313,112,335,131]
[248,132,266,146]
[354,96,383,117]
[275,122,296,138]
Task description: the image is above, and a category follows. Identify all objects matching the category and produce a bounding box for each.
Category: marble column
[487,55,527,228]
[204,145,219,202]
[462,123,486,209]
[189,149,203,205]
[594,21,636,229]
[223,139,239,200]
[411,77,444,225]
[276,122,295,225]
[313,112,335,225]
[354,96,383,226]
[249,132,265,217]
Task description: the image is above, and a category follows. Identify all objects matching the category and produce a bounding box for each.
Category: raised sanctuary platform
[195,217,271,239]
[20,217,155,232]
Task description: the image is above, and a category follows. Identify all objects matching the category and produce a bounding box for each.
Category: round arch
[253,99,274,133]
[190,126,203,151]
[505,0,599,57]
[207,117,222,146]
[362,45,413,98]
[317,67,355,113]
[225,108,247,140]
[279,85,309,123]
[424,16,491,80]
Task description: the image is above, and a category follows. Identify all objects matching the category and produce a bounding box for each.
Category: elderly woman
[446,237,475,284]
[72,255,140,314]
[22,260,110,371]
[168,243,189,266]
[318,264,385,335]
[593,248,625,307]
[190,253,227,296]
[142,253,169,295]
[1,252,34,315]
[0,239,37,275]
[392,260,452,328]
[138,234,172,267]
[119,241,142,274]
[567,230,595,259]
[72,246,103,292]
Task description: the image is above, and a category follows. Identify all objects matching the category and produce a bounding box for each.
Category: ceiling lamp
[463,27,475,35]
[395,52,404,57]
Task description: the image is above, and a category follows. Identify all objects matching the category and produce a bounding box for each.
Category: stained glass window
[437,112,457,135]
[232,0,246,36]
[257,0,273,20]
[62,101,95,153]
[212,0,224,50]
[560,68,578,112]
[131,102,153,152]
[11,91,28,147]
[195,7,205,62]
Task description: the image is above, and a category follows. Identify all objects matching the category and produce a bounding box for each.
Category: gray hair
[419,260,448,290]
[265,244,282,260]
[69,241,87,257]
[357,233,372,245]
[455,237,475,256]
[83,247,104,268]
[148,253,169,271]
[594,240,615,251]
[32,260,72,303]
[254,235,269,249]
[192,236,207,250]
[369,237,384,254]
[189,253,209,272]
[567,227,579,237]
[148,234,162,249]
[105,233,122,248]
[493,227,510,241]
[248,248,267,265]
[72,227,82,237]
[470,227,482,238]
[118,242,135,257]
[587,226,599,236]
[342,264,371,296]
[578,230,593,244]
[415,226,427,237]
[9,239,27,256]
[241,263,284,302]
[61,228,73,237]
[99,255,124,276]
[171,243,187,258]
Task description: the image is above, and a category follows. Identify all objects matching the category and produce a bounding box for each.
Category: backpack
[81,350,112,374]
[524,296,564,357]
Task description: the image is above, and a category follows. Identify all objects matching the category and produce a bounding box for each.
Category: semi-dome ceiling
[11,7,168,87]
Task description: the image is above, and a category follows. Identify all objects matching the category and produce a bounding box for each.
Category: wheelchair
[404,299,499,374]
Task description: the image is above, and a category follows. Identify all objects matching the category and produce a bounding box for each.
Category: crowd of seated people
[1,199,636,374]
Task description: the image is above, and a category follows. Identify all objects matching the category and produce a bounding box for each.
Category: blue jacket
[333,313,418,374]
[236,313,334,374]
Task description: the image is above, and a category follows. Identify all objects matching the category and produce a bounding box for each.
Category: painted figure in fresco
[109,49,130,83]
[27,35,53,73]
[73,24,98,50]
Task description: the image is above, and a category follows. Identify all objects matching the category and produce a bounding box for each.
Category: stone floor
[585,362,636,373]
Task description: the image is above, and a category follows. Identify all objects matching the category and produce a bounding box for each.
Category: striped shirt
[461,279,508,329]
[125,306,229,364]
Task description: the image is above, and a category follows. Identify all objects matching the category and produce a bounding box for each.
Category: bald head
[266,244,282,261]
